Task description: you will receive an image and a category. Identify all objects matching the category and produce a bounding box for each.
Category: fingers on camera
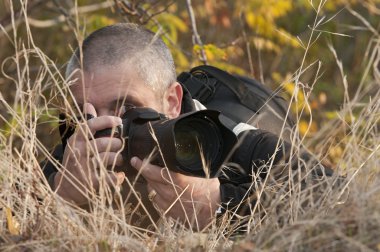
[71,116,122,142]
[87,116,122,133]
[97,152,124,167]
[90,137,123,153]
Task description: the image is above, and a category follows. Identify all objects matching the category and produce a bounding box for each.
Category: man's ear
[163,82,183,118]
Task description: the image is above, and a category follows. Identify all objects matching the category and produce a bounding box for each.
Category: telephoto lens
[95,107,237,178]
[173,116,225,175]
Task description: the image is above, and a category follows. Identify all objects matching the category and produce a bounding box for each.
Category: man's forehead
[88,67,135,84]
[69,67,141,95]
[68,66,156,108]
[70,77,136,99]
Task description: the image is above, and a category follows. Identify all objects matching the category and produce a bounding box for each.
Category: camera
[94,107,237,177]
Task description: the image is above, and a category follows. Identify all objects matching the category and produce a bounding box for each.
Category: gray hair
[66,23,176,92]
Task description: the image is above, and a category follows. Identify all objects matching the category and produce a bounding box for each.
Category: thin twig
[185,0,207,65]
[115,0,174,25]
[115,0,192,58]
[240,11,255,77]
[0,1,115,32]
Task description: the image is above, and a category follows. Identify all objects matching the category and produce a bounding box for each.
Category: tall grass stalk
[0,0,379,251]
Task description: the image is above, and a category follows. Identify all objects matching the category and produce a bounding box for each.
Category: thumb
[130,156,143,170]
[83,102,97,119]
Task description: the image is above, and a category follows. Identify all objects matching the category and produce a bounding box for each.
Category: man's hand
[54,103,125,206]
[130,156,221,230]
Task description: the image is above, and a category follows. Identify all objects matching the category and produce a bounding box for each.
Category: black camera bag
[177,65,295,141]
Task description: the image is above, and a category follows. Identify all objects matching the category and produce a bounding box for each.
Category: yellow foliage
[193,44,227,62]
[148,12,189,71]
[206,44,227,61]
[276,28,300,48]
[273,72,314,121]
[328,144,344,162]
[154,13,188,43]
[245,14,274,38]
[86,15,117,34]
[240,0,300,50]
[225,46,245,58]
[272,72,283,83]
[324,0,359,11]
[269,0,293,19]
[325,111,339,120]
[240,0,293,20]
[283,82,310,115]
[252,37,281,53]
[236,0,369,52]
[172,49,189,72]
[210,62,247,75]
[299,120,318,136]
[295,0,362,11]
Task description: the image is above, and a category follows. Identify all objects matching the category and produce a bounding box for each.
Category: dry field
[0,1,379,251]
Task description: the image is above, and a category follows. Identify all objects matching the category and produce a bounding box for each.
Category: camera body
[94,107,237,178]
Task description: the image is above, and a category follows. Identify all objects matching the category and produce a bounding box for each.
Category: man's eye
[123,103,136,111]
[114,103,136,116]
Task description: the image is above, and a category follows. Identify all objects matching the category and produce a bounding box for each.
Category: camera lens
[174,117,223,173]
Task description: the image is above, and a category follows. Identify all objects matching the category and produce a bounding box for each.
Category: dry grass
[1,0,380,251]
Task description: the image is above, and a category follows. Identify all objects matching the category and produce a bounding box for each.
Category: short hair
[66,23,176,92]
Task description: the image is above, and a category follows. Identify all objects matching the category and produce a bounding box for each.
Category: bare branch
[114,0,174,25]
[114,0,192,58]
[0,1,115,33]
[185,0,207,65]
[239,11,255,77]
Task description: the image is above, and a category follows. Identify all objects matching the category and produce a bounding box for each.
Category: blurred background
[1,0,379,165]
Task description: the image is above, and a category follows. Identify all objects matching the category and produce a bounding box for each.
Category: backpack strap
[183,65,267,112]
[177,71,218,103]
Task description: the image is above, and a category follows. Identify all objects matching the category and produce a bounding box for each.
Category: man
[42,23,332,231]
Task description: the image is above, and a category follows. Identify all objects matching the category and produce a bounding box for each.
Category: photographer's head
[66,23,183,118]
